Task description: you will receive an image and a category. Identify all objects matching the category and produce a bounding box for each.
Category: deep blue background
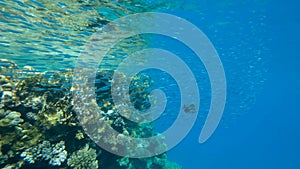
[163,0,300,168]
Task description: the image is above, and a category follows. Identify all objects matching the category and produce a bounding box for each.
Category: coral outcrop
[67,144,99,169]
[0,60,181,169]
[20,140,67,166]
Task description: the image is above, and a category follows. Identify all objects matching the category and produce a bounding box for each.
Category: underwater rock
[67,144,99,169]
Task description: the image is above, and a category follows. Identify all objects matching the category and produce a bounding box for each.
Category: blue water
[161,1,300,169]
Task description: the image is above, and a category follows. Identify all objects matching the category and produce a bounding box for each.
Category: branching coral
[67,144,99,169]
[20,140,67,166]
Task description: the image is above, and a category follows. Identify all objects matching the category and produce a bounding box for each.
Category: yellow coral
[75,130,84,140]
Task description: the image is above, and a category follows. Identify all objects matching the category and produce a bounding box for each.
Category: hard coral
[67,144,99,169]
[20,140,67,166]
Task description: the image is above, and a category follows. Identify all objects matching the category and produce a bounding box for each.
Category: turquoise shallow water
[1,0,299,169]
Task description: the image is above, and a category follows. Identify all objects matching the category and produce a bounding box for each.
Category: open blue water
[1,0,299,168]
[163,1,300,169]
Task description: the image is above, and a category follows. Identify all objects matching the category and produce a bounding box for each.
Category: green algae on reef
[0,59,181,169]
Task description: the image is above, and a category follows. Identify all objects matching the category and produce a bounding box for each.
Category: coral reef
[20,140,67,166]
[0,60,181,169]
[0,110,23,127]
[67,144,99,169]
[0,0,184,168]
